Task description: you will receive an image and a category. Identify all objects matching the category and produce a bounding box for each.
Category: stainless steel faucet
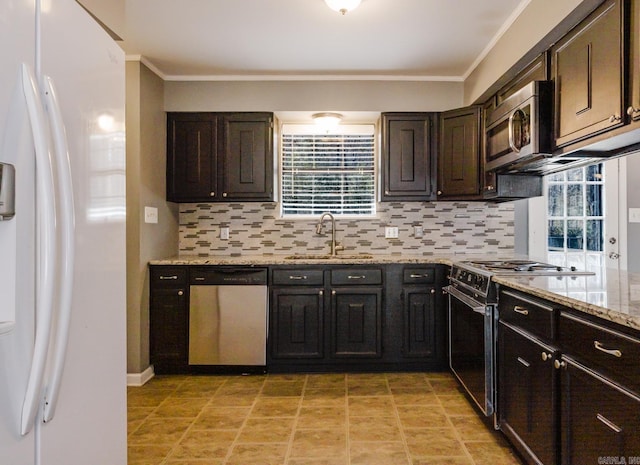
[315,212,344,256]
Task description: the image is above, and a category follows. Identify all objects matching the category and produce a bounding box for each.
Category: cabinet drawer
[272,269,324,286]
[499,289,555,340]
[331,269,382,286]
[403,268,435,284]
[559,311,640,394]
[150,266,188,287]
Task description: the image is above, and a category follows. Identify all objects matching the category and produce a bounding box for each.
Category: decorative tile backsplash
[179,202,515,256]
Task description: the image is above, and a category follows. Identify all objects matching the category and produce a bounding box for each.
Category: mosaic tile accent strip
[179,201,515,256]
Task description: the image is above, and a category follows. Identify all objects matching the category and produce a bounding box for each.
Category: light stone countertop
[149,253,462,266]
[149,254,640,331]
[493,270,640,332]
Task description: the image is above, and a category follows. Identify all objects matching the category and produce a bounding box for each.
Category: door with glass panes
[528,159,624,301]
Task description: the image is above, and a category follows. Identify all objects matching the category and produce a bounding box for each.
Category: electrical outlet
[385,226,399,239]
[144,206,158,224]
[414,226,424,238]
[220,227,230,240]
[630,208,640,223]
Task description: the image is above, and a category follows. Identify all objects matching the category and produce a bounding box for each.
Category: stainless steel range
[446,259,593,427]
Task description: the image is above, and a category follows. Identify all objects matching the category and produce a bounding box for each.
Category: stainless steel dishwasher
[188,267,268,369]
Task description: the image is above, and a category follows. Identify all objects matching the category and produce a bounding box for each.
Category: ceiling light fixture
[312,112,343,131]
[324,0,361,15]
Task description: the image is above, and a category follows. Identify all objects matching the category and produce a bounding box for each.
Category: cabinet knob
[541,352,552,361]
[437,190,442,196]
[319,290,323,296]
[332,290,336,296]
[177,290,184,296]
[554,359,567,369]
[223,192,228,197]
[609,114,622,123]
[627,106,640,120]
[210,192,215,197]
[430,288,435,294]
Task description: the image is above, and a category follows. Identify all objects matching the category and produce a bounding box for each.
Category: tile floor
[127,372,521,465]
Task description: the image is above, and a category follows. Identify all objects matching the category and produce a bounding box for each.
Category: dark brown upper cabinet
[437,106,482,199]
[551,0,625,150]
[381,112,437,201]
[166,113,218,202]
[496,53,549,106]
[626,0,640,124]
[167,112,274,203]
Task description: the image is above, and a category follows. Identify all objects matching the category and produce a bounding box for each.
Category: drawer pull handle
[410,274,429,278]
[541,352,552,362]
[513,306,529,316]
[289,275,308,280]
[348,275,366,280]
[159,275,178,280]
[194,277,205,281]
[594,341,622,358]
[517,357,530,367]
[596,413,622,433]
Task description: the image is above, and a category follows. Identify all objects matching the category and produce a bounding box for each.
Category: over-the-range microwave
[485,80,554,173]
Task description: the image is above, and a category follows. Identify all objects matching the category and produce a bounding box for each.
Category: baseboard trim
[127,365,155,386]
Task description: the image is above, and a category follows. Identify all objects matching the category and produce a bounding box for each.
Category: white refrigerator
[0,0,127,464]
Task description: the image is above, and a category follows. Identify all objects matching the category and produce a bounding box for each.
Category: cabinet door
[270,287,324,359]
[403,287,436,358]
[166,113,217,202]
[381,113,435,201]
[551,0,624,148]
[331,287,382,358]
[498,322,558,465]
[150,287,189,373]
[221,113,274,201]
[626,0,640,122]
[561,357,640,465]
[438,106,482,199]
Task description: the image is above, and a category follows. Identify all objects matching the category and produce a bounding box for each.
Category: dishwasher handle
[190,267,268,285]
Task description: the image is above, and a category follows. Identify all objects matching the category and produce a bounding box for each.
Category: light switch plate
[144,206,158,224]
[414,226,424,238]
[630,208,640,223]
[385,226,399,239]
[220,227,230,240]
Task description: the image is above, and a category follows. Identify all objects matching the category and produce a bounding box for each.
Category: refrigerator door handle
[41,75,75,424]
[19,63,57,436]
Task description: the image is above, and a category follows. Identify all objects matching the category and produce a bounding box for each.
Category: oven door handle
[444,285,487,314]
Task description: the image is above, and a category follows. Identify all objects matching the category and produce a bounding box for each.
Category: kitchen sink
[284,254,374,260]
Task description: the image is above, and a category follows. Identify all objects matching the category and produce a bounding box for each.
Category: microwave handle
[508,109,521,154]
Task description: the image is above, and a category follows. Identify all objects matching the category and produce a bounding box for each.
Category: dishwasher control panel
[190,267,268,285]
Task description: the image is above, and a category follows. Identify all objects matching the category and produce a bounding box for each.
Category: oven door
[446,285,495,418]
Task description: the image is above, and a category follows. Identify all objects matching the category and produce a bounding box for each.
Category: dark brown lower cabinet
[403,287,437,358]
[560,357,640,465]
[270,287,324,359]
[331,287,382,358]
[498,321,558,465]
[149,267,189,374]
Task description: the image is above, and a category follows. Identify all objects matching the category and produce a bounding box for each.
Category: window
[545,164,608,287]
[280,124,375,217]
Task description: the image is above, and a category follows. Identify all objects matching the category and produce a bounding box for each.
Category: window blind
[281,126,375,216]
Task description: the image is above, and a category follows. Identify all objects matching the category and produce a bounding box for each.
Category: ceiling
[121,0,529,81]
